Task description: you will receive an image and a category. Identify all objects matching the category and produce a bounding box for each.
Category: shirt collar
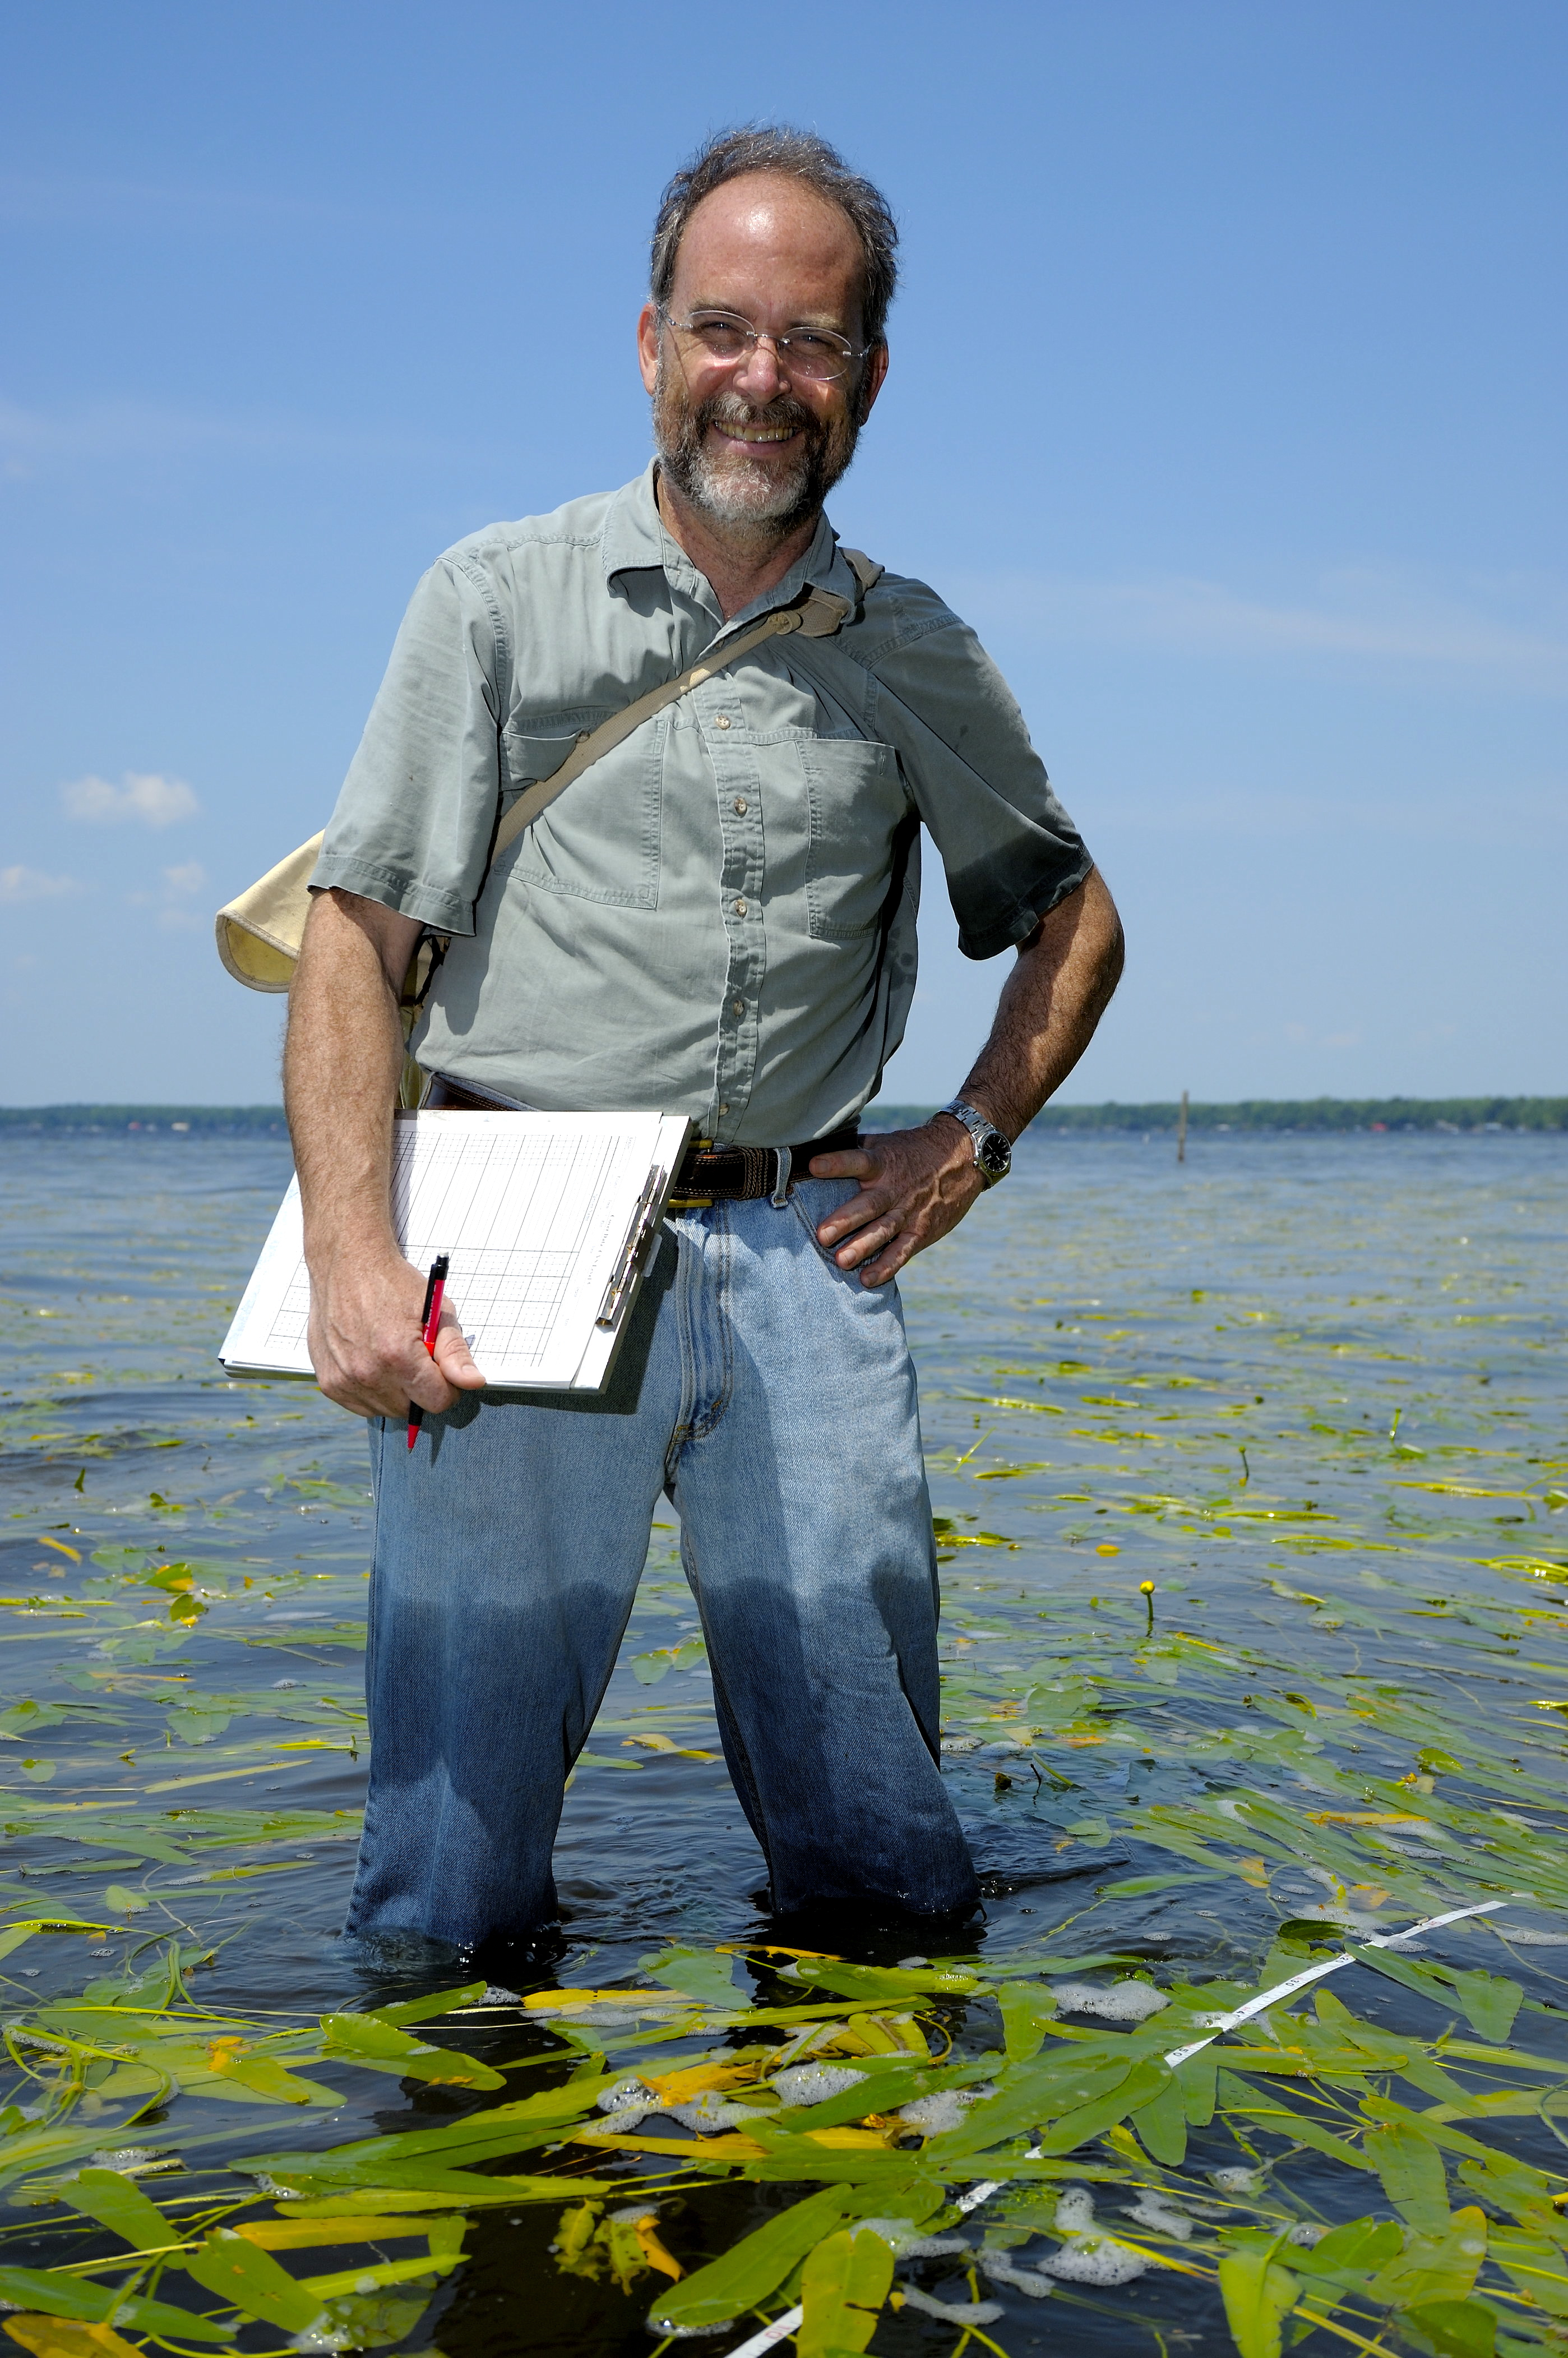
[602,461,860,635]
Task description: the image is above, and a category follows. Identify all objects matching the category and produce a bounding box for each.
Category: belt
[422,1074,859,1203]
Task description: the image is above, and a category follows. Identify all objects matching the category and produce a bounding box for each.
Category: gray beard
[652,368,859,541]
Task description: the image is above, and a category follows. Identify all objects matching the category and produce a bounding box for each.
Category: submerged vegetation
[0,1127,1563,2355]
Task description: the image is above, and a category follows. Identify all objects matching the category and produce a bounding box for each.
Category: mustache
[692,390,818,441]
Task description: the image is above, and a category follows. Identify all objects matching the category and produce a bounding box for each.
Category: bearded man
[285,126,1124,1970]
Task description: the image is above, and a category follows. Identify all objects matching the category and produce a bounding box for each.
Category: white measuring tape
[713,1900,1508,2358]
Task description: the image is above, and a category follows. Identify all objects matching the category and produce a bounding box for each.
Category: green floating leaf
[1403,2298,1496,2357]
[318,2014,505,2089]
[184,2231,326,2331]
[1363,2119,1452,2234]
[1131,2068,1187,2166]
[1218,2240,1299,2358]
[780,1959,978,2003]
[239,2071,624,2186]
[55,2170,179,2253]
[798,2228,894,2358]
[1368,2206,1487,2308]
[638,1946,743,2010]
[0,2271,231,2344]
[1446,1968,1523,2044]
[646,2189,853,2332]
[997,1980,1057,2063]
[1294,2216,1402,2287]
[369,1981,487,2027]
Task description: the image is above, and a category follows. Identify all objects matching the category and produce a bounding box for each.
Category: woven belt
[422,1075,859,1203]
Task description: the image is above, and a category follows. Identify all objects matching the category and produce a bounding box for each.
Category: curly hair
[650,125,899,348]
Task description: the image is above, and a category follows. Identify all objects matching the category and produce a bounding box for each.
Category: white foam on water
[1041,2185,1153,2284]
[897,2089,980,2134]
[770,2062,869,2106]
[855,2219,970,2259]
[978,2251,1056,2297]
[1051,1978,1169,2021]
[1125,2193,1197,2240]
[897,2286,1004,2325]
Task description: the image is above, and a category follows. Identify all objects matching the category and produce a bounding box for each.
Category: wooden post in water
[1177,1089,1189,1164]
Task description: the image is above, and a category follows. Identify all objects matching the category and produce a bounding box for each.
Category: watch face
[978,1130,1011,1180]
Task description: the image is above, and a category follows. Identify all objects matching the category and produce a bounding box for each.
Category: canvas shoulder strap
[214,555,880,994]
[492,582,841,860]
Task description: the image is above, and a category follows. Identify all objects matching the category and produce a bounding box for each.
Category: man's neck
[655,470,821,621]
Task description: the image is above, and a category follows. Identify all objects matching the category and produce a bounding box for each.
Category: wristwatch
[936,1099,1013,1187]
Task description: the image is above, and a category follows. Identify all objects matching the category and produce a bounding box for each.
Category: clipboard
[219,1110,693,1392]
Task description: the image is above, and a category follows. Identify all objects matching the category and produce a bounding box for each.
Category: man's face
[638,172,888,537]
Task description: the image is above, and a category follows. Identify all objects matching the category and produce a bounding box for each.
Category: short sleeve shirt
[312,463,1091,1146]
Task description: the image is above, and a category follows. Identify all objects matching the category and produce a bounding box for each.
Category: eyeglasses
[658,305,866,384]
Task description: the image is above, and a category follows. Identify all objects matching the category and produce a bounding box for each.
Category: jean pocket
[788,1176,865,1271]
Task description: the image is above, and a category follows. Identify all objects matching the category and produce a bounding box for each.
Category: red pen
[406,1254,450,1451]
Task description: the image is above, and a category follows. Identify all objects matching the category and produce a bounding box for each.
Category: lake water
[0,1127,1564,2356]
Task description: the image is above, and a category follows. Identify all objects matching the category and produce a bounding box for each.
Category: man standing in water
[285,127,1123,1969]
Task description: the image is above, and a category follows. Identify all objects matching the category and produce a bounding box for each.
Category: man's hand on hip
[306,1247,487,1422]
[806,1121,986,1288]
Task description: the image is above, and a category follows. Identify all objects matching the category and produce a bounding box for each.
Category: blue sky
[2,0,1562,1108]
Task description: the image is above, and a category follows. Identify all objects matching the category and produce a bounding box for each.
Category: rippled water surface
[0,1127,1564,2357]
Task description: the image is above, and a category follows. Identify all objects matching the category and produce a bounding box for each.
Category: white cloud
[0,865,80,903]
[161,861,207,895]
[61,770,200,827]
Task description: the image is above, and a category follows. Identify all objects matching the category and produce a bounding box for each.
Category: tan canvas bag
[214,556,881,998]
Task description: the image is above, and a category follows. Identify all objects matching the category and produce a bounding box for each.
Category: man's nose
[733,334,786,403]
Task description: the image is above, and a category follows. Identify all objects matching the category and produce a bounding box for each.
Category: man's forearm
[956,867,1124,1141]
[281,892,486,1418]
[283,890,411,1270]
[810,867,1123,1286]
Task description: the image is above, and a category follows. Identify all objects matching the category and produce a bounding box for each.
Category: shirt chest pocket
[501,723,660,910]
[799,739,909,939]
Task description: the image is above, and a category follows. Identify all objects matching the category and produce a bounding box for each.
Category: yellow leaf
[1308,1812,1430,1826]
[643,2060,757,2102]
[4,2325,147,2358]
[634,2214,684,2283]
[36,1539,81,1564]
[576,2131,770,2159]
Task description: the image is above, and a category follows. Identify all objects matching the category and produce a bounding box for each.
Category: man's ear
[637,302,661,395]
[854,340,890,426]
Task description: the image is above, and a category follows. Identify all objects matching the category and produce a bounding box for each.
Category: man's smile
[710,418,801,446]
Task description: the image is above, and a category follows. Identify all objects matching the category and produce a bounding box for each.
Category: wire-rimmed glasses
[658,305,867,384]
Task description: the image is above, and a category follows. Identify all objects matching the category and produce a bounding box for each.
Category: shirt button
[718,1102,729,1115]
[715,714,732,730]
[733,797,748,814]
[732,997,744,1015]
[733,898,748,916]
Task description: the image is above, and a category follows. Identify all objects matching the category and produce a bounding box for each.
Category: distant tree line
[877,1095,1567,1134]
[2,1096,1562,1135]
[0,1105,288,1134]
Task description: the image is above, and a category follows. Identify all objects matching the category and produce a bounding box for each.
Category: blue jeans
[345,1180,977,1954]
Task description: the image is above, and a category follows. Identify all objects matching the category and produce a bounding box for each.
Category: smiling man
[285,127,1124,1971]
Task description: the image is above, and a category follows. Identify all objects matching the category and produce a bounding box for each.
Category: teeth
[718,423,795,443]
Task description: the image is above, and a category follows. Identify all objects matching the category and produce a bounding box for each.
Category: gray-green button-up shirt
[313,464,1091,1146]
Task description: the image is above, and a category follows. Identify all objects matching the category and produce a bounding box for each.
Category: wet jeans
[344,1180,978,1955]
